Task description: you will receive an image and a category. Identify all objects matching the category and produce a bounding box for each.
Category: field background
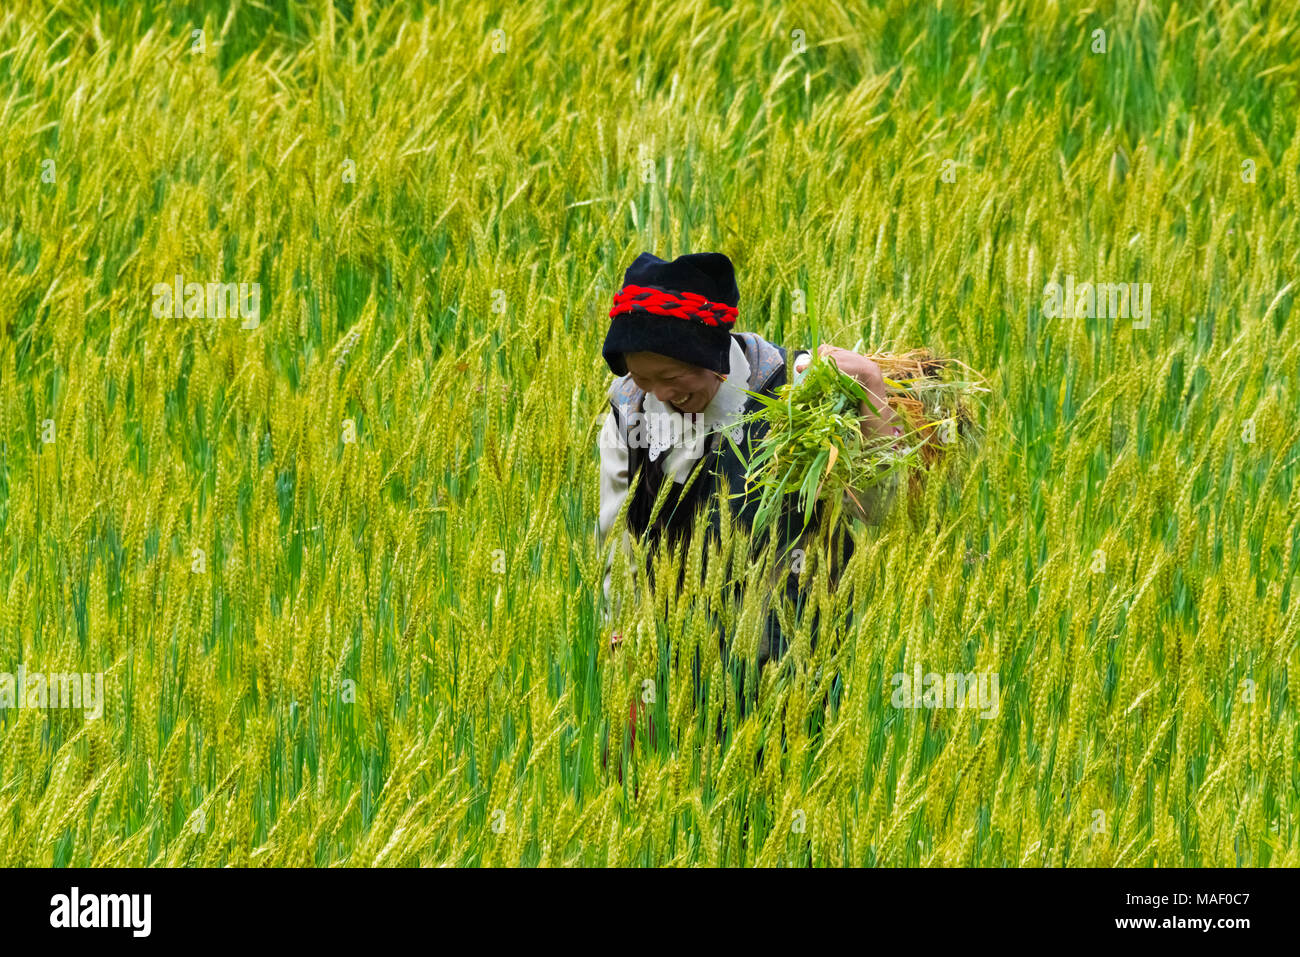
[1,0,1297,866]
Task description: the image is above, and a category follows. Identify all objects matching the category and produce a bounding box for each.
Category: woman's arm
[793,345,902,439]
[597,410,630,546]
[597,410,632,604]
[811,344,900,439]
[598,409,640,648]
[796,345,903,524]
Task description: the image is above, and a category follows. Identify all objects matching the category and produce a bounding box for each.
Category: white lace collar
[641,337,751,461]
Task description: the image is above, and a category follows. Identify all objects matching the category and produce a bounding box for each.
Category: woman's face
[623,352,724,414]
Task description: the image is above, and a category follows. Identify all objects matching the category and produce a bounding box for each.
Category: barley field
[0,0,1297,867]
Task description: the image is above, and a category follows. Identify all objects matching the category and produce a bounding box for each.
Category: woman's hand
[816,344,900,440]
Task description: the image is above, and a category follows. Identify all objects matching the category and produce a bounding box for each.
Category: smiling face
[623,352,725,414]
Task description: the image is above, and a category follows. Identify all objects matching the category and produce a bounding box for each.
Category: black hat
[601,251,739,376]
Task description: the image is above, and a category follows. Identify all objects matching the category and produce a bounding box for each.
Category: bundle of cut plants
[725,346,987,544]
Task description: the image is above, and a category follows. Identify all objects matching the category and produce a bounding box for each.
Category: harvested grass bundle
[726,346,988,540]
[871,347,986,469]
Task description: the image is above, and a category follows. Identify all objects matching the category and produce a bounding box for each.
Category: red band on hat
[608,284,738,327]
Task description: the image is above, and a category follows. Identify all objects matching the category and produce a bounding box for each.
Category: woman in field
[595,251,902,701]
